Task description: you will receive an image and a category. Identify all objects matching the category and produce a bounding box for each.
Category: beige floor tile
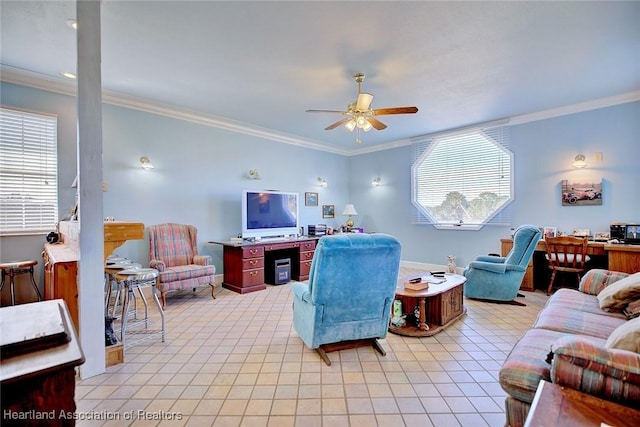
[78,271,550,426]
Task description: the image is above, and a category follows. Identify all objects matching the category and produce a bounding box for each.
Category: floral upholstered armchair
[148,223,216,307]
[291,233,401,365]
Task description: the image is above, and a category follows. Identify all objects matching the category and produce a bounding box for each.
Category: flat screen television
[242,190,299,239]
[625,224,640,245]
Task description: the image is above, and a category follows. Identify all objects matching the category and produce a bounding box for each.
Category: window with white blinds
[0,107,58,235]
[411,122,513,230]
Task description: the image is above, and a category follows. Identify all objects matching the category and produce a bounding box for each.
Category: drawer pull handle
[250,260,258,266]
[250,271,257,277]
[250,249,258,255]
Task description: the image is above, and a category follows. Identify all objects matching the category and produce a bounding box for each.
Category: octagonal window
[411,125,513,230]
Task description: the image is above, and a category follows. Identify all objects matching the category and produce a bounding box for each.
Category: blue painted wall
[349,101,640,267]
[1,81,639,298]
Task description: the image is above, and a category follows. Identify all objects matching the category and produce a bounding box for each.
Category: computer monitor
[625,224,640,245]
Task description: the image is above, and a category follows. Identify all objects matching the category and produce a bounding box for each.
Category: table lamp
[342,204,358,231]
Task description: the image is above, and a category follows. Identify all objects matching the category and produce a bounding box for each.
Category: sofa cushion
[158,264,215,283]
[624,299,640,319]
[534,305,626,339]
[499,328,567,403]
[546,288,626,319]
[597,272,640,311]
[606,317,640,353]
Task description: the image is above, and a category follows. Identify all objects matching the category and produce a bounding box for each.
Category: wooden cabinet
[428,284,464,326]
[605,244,640,273]
[43,244,79,333]
[215,238,317,294]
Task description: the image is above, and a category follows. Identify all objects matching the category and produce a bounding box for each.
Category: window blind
[0,107,58,235]
[411,122,512,229]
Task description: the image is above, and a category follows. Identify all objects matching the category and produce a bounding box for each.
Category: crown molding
[0,65,350,156]
[3,65,638,157]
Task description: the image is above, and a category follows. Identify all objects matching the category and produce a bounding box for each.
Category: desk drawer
[300,241,316,251]
[299,260,313,277]
[242,258,264,270]
[300,251,315,261]
[242,246,264,258]
[242,269,264,286]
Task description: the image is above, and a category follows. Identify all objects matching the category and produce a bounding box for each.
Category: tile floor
[77,268,549,427]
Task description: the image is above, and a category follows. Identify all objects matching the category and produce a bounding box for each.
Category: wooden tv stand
[211,237,318,294]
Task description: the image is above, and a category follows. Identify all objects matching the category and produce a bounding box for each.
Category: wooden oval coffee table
[389,273,467,337]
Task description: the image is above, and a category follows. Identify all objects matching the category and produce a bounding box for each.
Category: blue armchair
[291,233,401,365]
[463,224,542,304]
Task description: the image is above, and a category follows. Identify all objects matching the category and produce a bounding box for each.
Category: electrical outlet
[594,152,603,162]
[102,182,108,192]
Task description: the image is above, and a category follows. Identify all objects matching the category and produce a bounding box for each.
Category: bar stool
[114,267,165,348]
[104,261,142,317]
[0,260,42,306]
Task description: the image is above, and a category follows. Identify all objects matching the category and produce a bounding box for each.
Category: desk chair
[545,236,589,295]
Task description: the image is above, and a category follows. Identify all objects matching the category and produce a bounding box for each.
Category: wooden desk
[211,237,318,294]
[500,238,639,291]
[525,380,640,427]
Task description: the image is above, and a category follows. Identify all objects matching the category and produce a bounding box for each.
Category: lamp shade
[342,204,358,216]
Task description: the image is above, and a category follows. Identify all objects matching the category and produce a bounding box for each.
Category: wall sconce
[248,169,261,180]
[372,177,382,186]
[317,177,327,187]
[572,154,587,169]
[139,156,154,170]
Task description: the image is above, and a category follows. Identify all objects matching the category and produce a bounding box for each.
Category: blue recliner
[463,224,542,304]
[291,233,401,365]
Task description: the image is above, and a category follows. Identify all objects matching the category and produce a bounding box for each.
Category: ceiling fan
[306,72,418,143]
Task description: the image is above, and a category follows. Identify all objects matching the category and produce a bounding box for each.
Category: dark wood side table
[525,380,640,427]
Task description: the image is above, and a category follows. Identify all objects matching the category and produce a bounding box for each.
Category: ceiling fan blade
[366,117,387,130]
[356,93,374,111]
[325,117,352,130]
[306,109,346,114]
[373,106,419,115]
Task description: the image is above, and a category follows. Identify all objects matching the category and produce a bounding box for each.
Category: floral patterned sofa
[499,269,640,427]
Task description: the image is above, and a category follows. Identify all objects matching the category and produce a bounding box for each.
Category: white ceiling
[2,1,639,154]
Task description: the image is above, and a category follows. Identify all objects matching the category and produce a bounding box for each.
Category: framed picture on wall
[322,205,335,218]
[305,192,318,207]
[561,179,603,206]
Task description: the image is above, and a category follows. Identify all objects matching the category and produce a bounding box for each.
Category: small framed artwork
[573,228,590,237]
[543,227,557,239]
[594,231,610,242]
[322,205,335,218]
[305,192,318,207]
[561,179,603,206]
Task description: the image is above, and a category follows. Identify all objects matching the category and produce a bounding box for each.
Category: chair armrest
[467,260,509,274]
[149,259,166,272]
[291,282,312,304]
[475,255,506,263]
[193,255,212,266]
[550,335,640,403]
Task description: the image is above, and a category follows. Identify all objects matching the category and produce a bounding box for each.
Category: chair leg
[161,291,166,309]
[547,270,557,295]
[316,348,332,366]
[28,266,42,301]
[210,283,216,300]
[371,339,386,357]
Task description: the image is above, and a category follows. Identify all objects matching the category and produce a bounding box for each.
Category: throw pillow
[624,299,640,319]
[605,317,640,353]
[597,272,640,311]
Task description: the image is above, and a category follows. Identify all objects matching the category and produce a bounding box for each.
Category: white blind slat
[0,107,59,235]
[411,123,513,230]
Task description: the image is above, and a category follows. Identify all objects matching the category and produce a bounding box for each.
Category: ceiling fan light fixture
[345,119,356,132]
[356,115,367,127]
[362,120,373,132]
